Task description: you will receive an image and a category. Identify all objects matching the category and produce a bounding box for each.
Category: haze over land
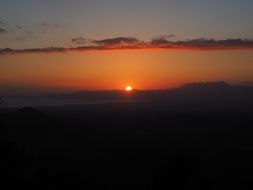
[1,82,253,114]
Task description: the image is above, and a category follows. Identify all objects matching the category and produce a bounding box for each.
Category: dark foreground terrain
[1,83,253,189]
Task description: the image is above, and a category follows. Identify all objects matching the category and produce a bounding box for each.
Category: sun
[125,85,133,92]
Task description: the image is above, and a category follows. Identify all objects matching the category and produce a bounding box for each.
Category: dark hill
[1,82,253,189]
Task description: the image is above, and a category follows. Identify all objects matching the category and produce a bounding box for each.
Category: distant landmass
[181,81,230,88]
[1,81,253,111]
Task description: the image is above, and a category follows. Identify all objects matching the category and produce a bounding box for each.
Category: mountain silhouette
[181,81,230,89]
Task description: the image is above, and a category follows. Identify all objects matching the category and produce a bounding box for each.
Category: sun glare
[125,85,133,92]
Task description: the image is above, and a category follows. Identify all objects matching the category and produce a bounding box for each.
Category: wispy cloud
[1,36,253,55]
[0,28,8,33]
[38,22,63,28]
[16,26,23,30]
[71,37,87,45]
[152,34,175,42]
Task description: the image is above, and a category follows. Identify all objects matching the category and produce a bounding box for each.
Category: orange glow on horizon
[1,49,253,93]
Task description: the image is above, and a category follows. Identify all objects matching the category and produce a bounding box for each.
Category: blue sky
[0,0,253,48]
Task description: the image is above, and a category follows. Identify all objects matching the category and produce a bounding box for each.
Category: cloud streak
[1,37,253,55]
[92,37,141,46]
[0,28,8,33]
[150,37,253,50]
[71,37,87,45]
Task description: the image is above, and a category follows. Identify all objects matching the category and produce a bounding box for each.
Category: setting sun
[125,86,133,92]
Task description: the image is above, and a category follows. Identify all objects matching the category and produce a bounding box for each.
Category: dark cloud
[0,28,8,33]
[150,37,253,50]
[93,37,141,46]
[0,47,66,55]
[168,34,175,38]
[151,34,175,45]
[1,37,253,55]
[0,20,4,25]
[152,34,175,41]
[0,45,142,55]
[71,37,87,45]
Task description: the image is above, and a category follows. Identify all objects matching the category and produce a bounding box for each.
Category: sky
[1,0,253,94]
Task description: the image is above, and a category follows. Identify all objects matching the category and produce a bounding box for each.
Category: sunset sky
[1,0,253,95]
